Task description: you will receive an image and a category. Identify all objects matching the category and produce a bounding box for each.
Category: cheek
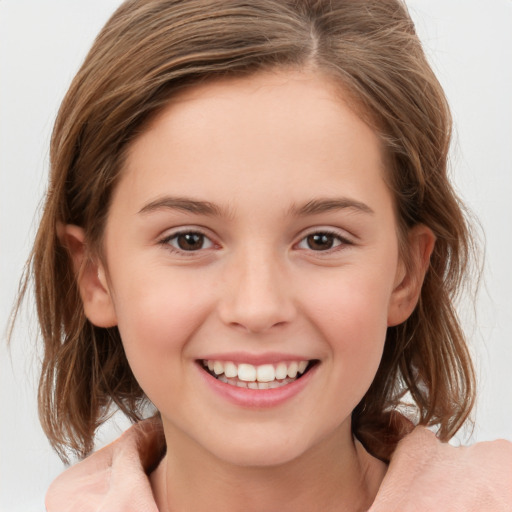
[114,263,211,333]
[110,270,214,392]
[302,268,392,383]
[306,268,392,338]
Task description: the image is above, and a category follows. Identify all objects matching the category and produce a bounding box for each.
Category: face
[80,70,422,467]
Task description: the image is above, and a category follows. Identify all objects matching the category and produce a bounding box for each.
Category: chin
[199,423,339,469]
[212,441,307,468]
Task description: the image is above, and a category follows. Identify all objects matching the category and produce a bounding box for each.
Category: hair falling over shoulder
[15,0,476,463]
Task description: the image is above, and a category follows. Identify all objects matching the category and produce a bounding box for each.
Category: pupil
[307,233,334,250]
[178,233,203,251]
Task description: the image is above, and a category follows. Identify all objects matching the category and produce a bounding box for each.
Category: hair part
[17,0,475,462]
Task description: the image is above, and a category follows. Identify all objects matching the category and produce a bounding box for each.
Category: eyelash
[159,230,214,254]
[159,229,353,255]
[295,229,352,253]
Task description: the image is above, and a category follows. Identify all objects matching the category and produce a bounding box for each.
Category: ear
[387,224,436,327]
[58,223,118,328]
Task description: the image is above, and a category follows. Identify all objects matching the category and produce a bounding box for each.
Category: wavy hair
[16,0,475,462]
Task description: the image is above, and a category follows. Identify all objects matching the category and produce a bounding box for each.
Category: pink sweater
[45,418,512,511]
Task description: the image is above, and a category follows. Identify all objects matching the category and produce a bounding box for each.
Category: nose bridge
[219,243,294,333]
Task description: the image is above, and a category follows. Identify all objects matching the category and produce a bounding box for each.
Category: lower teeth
[216,374,295,389]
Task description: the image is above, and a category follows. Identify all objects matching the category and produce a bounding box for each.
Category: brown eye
[177,233,204,250]
[306,233,335,250]
[297,232,345,252]
[166,232,213,252]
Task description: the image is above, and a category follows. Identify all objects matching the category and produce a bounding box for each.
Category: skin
[65,70,434,511]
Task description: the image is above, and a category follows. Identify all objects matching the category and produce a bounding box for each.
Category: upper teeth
[204,360,309,382]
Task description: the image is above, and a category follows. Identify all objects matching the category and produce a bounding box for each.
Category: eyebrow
[138,196,229,217]
[289,198,374,216]
[138,196,374,218]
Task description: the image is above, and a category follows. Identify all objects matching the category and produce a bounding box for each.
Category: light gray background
[1,1,511,510]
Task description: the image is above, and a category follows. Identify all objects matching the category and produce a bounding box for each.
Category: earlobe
[387,225,436,327]
[58,223,118,328]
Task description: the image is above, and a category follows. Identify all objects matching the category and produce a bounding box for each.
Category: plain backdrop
[1,1,511,510]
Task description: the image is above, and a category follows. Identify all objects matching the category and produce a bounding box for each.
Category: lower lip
[196,362,318,409]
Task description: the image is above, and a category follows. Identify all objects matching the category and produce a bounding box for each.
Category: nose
[217,248,296,334]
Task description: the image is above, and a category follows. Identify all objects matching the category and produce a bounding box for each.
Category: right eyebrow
[138,196,229,217]
[289,197,375,217]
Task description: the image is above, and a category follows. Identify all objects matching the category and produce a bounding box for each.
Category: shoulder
[370,427,512,512]
[45,418,164,512]
[394,426,512,475]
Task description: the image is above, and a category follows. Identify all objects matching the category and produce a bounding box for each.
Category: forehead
[115,69,391,218]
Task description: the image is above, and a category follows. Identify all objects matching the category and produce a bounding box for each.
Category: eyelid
[158,227,219,254]
[294,227,354,252]
[156,225,354,255]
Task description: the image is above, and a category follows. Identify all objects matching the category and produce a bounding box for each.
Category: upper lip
[197,352,315,365]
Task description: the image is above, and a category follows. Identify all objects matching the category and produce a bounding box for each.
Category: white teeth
[298,361,308,373]
[287,362,299,378]
[202,359,311,386]
[224,361,237,378]
[238,363,257,382]
[219,377,296,389]
[256,364,275,382]
[275,362,288,380]
[213,361,224,376]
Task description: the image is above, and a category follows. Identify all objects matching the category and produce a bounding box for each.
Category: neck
[151,422,387,512]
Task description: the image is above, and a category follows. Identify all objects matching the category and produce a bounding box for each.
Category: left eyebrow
[138,196,229,217]
[289,198,375,217]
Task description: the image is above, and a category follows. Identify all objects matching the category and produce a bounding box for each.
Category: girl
[9,0,511,510]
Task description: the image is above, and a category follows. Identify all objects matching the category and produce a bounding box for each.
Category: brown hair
[18,0,475,462]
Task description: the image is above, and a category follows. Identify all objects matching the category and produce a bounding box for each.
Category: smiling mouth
[200,359,318,389]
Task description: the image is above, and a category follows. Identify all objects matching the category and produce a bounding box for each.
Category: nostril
[228,319,289,334]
